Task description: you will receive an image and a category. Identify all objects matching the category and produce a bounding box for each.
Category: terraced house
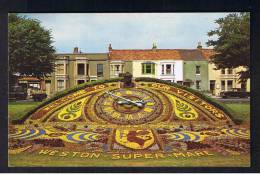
[108,44,183,83]
[202,49,250,96]
[108,43,209,91]
[46,44,250,97]
[45,47,110,96]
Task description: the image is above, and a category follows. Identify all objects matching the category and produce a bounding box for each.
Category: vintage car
[220,88,250,98]
[32,90,47,101]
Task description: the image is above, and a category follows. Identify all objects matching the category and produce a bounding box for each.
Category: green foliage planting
[207,13,250,82]
[8,13,56,79]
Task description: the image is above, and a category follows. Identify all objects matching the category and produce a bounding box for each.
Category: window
[45,80,51,84]
[183,82,191,87]
[227,68,233,74]
[177,81,183,85]
[221,80,225,90]
[115,65,120,71]
[111,64,124,76]
[196,66,201,75]
[142,63,155,74]
[210,80,216,91]
[241,81,246,91]
[196,80,201,90]
[56,64,64,74]
[166,64,172,75]
[97,64,103,77]
[86,64,89,75]
[77,80,85,85]
[77,64,85,75]
[161,65,164,75]
[57,80,65,91]
[161,64,174,75]
[221,69,225,74]
[227,80,233,91]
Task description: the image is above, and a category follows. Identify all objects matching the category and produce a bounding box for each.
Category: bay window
[142,62,155,75]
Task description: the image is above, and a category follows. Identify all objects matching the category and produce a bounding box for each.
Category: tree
[8,13,56,81]
[207,13,250,82]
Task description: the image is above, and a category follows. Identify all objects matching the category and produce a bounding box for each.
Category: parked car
[9,86,28,100]
[220,88,250,98]
[32,91,47,101]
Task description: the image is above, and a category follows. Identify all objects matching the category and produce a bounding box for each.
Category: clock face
[87,88,172,125]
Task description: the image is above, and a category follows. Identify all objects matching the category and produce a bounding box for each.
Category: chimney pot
[152,42,157,50]
[73,47,79,54]
[108,43,112,51]
[197,42,202,49]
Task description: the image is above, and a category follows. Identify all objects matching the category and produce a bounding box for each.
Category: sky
[22,13,230,53]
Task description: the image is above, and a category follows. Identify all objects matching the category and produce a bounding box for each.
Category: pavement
[204,94,250,103]
[9,98,34,102]
[215,97,250,103]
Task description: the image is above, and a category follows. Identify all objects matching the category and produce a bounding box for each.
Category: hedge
[12,78,123,124]
[13,77,239,124]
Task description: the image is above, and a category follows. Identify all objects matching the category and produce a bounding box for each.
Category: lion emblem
[115,129,155,149]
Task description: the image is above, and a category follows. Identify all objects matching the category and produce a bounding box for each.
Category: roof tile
[109,49,215,61]
[201,49,216,60]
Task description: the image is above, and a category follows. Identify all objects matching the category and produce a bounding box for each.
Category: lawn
[8,101,42,121]
[225,102,250,123]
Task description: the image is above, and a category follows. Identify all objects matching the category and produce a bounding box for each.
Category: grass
[225,103,250,122]
[8,101,42,121]
[9,152,250,167]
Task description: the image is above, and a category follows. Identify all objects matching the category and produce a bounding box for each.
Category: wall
[124,61,133,74]
[89,60,110,80]
[183,61,209,91]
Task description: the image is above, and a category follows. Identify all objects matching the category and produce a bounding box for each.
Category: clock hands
[105,91,146,108]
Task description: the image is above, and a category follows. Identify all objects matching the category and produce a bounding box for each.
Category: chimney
[197,42,202,49]
[152,42,157,50]
[108,43,112,51]
[73,47,79,54]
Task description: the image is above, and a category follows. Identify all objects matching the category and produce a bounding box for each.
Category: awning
[18,77,40,82]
